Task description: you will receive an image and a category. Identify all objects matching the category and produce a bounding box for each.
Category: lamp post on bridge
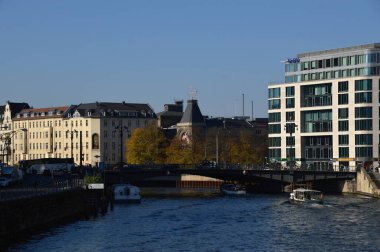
[114,122,130,167]
[66,128,78,161]
[284,118,298,171]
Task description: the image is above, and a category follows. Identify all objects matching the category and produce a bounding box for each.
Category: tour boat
[220,183,246,195]
[289,188,324,204]
[113,184,141,203]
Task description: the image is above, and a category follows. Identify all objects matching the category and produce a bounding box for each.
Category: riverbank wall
[0,189,88,245]
[354,169,380,198]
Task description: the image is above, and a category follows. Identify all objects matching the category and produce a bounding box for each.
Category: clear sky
[1,0,380,118]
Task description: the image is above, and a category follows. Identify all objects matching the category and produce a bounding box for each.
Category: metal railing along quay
[0,178,84,202]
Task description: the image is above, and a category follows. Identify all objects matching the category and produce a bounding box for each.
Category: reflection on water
[7,190,380,252]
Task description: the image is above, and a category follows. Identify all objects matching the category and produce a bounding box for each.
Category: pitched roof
[20,106,68,114]
[179,99,204,124]
[14,106,69,120]
[70,102,156,118]
[7,102,30,117]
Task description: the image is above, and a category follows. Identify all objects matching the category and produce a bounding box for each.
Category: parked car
[197,160,217,169]
[0,177,13,187]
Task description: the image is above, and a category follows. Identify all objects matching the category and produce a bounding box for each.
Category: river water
[7,189,380,252]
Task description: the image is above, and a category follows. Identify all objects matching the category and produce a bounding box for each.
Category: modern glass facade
[268,43,380,170]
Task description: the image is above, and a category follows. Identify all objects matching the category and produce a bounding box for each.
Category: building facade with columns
[268,43,380,171]
[11,102,156,166]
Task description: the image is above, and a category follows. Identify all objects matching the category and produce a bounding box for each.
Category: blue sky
[1,0,380,117]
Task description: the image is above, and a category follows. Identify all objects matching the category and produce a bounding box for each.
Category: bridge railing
[0,178,84,202]
[112,163,359,172]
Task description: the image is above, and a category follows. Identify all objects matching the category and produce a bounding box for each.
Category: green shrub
[84,174,103,185]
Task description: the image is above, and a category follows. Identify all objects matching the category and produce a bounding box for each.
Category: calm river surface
[7,189,380,252]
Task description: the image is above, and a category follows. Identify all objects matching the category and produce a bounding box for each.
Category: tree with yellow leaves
[126,123,167,164]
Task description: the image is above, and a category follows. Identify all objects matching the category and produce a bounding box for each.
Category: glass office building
[268,43,380,171]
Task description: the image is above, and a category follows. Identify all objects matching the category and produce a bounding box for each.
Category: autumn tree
[165,137,193,164]
[229,131,267,165]
[126,123,167,164]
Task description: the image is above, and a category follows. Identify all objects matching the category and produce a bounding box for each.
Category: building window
[355,147,372,158]
[355,134,373,145]
[301,83,332,107]
[338,121,349,131]
[338,94,348,105]
[268,148,281,159]
[339,147,349,158]
[286,137,295,146]
[286,86,294,97]
[268,113,281,123]
[338,81,349,92]
[355,119,373,131]
[92,134,99,149]
[268,137,281,147]
[286,148,295,158]
[355,107,372,118]
[286,112,295,122]
[268,88,280,98]
[268,99,281,110]
[268,124,281,134]
[355,92,372,103]
[339,135,349,145]
[303,110,332,133]
[338,108,349,119]
[355,79,372,91]
[286,98,295,108]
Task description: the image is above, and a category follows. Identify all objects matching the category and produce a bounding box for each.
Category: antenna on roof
[188,87,198,100]
[251,100,253,120]
[242,93,245,117]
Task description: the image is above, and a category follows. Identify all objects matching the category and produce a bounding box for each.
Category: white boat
[113,184,141,203]
[220,184,246,195]
[289,188,324,204]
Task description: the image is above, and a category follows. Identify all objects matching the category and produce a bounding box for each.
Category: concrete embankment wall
[0,189,86,244]
[355,169,380,198]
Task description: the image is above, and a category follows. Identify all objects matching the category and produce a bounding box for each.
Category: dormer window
[23,113,28,118]
[88,111,92,116]
[30,113,34,117]
[48,110,54,116]
[41,112,45,116]
[73,111,81,118]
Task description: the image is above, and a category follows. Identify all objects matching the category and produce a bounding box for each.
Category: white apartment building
[11,102,157,167]
[268,43,380,171]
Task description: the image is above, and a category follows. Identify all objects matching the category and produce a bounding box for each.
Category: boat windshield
[304,191,321,200]
[294,190,321,200]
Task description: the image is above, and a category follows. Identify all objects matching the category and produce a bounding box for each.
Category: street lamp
[114,122,130,166]
[284,119,298,171]
[66,128,78,160]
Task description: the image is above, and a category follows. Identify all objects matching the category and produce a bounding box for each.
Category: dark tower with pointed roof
[176,99,205,143]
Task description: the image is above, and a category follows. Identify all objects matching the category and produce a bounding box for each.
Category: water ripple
[7,193,380,252]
